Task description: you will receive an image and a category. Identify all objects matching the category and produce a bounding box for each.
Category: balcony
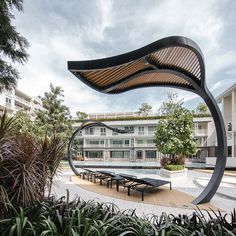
[15,95,30,106]
[138,131,145,135]
[135,143,155,147]
[84,144,104,148]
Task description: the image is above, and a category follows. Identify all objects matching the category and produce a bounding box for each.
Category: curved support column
[67,120,129,176]
[192,86,227,204]
[67,36,228,205]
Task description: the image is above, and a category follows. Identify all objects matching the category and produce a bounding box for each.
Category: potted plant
[160,156,187,178]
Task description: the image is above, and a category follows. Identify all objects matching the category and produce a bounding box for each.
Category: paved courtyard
[53,167,236,216]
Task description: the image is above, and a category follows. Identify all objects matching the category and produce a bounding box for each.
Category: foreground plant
[0,192,235,235]
[0,112,65,218]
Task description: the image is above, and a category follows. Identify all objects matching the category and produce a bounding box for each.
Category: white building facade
[73,116,215,162]
[217,83,236,158]
[205,84,236,168]
[0,86,42,116]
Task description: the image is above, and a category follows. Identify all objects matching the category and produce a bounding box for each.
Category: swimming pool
[95,168,160,176]
[73,160,206,169]
[74,161,160,167]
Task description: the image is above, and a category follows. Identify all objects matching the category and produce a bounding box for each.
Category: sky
[13,0,236,116]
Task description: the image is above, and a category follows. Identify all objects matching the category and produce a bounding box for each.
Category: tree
[76,111,88,120]
[138,103,152,116]
[154,93,198,158]
[35,84,72,140]
[158,92,182,116]
[14,110,42,136]
[0,0,29,88]
[196,102,208,114]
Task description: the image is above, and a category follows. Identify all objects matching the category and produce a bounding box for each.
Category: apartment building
[0,86,42,116]
[73,115,214,162]
[217,83,236,158]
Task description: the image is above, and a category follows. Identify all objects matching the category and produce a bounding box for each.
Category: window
[137,139,144,144]
[228,122,232,131]
[112,140,123,147]
[85,151,103,159]
[228,146,232,157]
[148,126,156,132]
[145,150,156,159]
[85,128,94,135]
[147,140,154,144]
[124,126,134,133]
[138,126,145,135]
[137,151,143,159]
[101,128,106,133]
[138,126,144,132]
[111,151,130,159]
[125,140,129,146]
[89,140,99,145]
[5,97,11,104]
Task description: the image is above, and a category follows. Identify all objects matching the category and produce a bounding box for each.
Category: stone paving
[53,168,236,217]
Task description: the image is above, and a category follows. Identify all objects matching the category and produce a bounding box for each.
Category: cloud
[12,0,236,116]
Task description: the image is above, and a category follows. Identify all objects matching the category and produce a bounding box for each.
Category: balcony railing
[15,95,30,106]
[135,143,155,147]
[138,131,145,135]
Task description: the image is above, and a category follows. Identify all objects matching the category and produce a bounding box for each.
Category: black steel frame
[67,36,227,205]
[67,120,129,176]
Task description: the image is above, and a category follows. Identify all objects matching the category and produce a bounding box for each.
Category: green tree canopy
[196,102,208,114]
[0,0,29,88]
[14,110,45,137]
[158,92,182,116]
[155,93,198,158]
[35,84,72,140]
[138,103,152,116]
[76,111,88,120]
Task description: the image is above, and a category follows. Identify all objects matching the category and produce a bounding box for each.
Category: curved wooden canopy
[67,36,227,205]
[68,36,205,94]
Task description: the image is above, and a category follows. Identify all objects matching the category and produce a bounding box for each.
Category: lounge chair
[124,176,171,201]
[96,170,116,185]
[81,168,102,182]
[107,173,137,191]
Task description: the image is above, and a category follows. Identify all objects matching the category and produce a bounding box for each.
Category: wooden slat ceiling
[79,59,149,88]
[74,46,201,92]
[113,72,190,93]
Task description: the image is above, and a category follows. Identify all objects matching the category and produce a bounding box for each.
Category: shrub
[0,194,235,235]
[161,156,185,169]
[0,112,65,218]
[164,165,185,171]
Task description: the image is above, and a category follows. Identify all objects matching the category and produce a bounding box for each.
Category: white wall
[206,157,236,167]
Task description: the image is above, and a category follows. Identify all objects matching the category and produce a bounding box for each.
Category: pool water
[74,161,160,167]
[95,168,160,176]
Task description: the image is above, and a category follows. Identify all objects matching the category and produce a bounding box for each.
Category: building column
[232,89,236,157]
